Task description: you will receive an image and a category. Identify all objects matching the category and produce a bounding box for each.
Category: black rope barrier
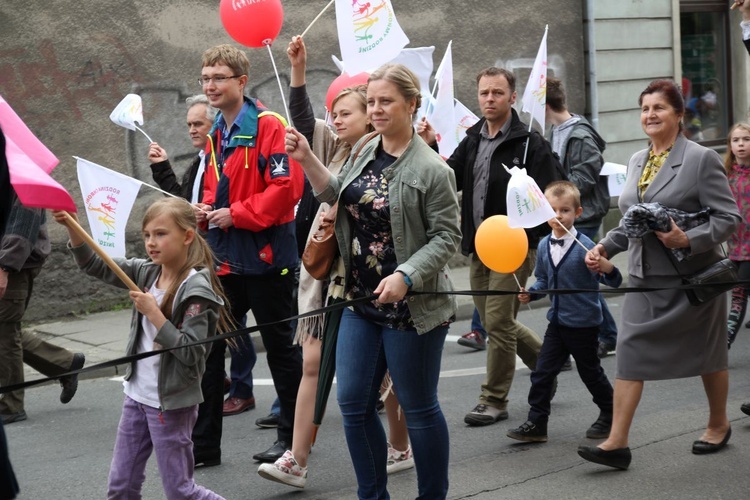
[3,279,748,395]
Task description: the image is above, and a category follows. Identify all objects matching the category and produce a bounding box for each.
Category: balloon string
[301,0,335,38]
[512,273,532,311]
[266,43,292,126]
[134,125,153,143]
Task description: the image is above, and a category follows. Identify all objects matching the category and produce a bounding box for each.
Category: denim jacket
[316,133,461,334]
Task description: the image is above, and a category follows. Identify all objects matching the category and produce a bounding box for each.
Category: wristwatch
[397,271,413,288]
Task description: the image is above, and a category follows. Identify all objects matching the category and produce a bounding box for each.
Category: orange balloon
[475,215,529,273]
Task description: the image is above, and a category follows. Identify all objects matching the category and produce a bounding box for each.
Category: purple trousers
[107,396,224,500]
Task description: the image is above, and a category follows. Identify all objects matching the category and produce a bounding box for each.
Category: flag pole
[301,0,335,38]
[133,125,153,143]
[266,43,292,126]
[63,211,140,292]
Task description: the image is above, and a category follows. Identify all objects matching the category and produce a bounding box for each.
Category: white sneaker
[258,450,308,488]
[386,443,414,474]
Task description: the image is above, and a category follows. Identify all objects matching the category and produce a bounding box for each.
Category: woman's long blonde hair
[142,198,234,334]
[725,122,750,172]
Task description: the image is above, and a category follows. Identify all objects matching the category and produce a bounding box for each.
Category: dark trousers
[192,272,302,455]
[527,323,613,424]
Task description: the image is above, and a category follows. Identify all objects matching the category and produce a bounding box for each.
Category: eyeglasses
[198,75,241,87]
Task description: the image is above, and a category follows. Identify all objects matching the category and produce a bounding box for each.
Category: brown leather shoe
[223,397,256,416]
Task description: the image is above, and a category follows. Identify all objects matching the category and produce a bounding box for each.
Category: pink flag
[0,96,59,174]
[5,136,76,212]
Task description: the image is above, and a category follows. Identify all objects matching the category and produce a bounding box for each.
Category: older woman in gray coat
[580,79,741,470]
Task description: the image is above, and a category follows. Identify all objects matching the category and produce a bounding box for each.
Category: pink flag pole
[63,211,139,292]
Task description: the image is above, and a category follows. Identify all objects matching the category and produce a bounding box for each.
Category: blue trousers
[336,309,449,500]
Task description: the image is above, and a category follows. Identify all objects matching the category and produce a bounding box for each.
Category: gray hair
[185,94,217,121]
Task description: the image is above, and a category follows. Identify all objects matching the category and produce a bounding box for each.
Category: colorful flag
[6,137,76,212]
[76,157,142,258]
[521,26,548,131]
[0,95,59,174]
[453,99,479,145]
[429,42,457,157]
[110,94,145,132]
[505,165,555,229]
[335,0,409,76]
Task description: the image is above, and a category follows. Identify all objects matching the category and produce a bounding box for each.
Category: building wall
[0,0,585,321]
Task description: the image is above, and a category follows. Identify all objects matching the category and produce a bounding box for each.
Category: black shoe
[255,413,280,429]
[586,413,612,439]
[577,445,631,470]
[597,342,615,358]
[1,411,27,425]
[59,353,85,404]
[561,357,573,371]
[745,319,750,329]
[507,421,548,442]
[741,403,750,416]
[194,450,221,468]
[253,440,290,463]
[692,427,731,455]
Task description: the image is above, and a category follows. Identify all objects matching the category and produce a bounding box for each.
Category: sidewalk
[22,251,628,383]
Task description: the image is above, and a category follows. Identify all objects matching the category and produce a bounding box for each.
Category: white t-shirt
[123,269,198,408]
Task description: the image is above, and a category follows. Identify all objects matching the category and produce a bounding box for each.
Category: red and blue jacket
[202,97,303,276]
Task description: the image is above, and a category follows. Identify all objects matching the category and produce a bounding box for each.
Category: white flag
[75,157,142,258]
[428,42,457,157]
[601,162,627,197]
[521,26,548,131]
[453,99,479,145]
[505,165,555,229]
[388,46,434,120]
[109,94,145,132]
[335,0,409,76]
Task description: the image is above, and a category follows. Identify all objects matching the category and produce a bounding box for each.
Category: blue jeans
[336,309,449,500]
[471,308,487,339]
[575,225,618,346]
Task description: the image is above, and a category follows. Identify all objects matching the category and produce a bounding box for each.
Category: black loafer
[577,445,631,470]
[194,450,221,468]
[60,353,85,404]
[741,403,750,416]
[692,427,731,455]
[253,440,289,463]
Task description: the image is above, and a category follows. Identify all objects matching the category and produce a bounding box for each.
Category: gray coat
[316,133,461,334]
[600,134,740,380]
[70,243,223,410]
[602,134,740,277]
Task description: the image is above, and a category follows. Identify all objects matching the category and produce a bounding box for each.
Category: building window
[680,1,732,145]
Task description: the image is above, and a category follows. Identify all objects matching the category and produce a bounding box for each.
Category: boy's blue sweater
[528,231,622,328]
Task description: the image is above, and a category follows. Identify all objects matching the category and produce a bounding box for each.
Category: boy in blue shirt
[507,181,621,442]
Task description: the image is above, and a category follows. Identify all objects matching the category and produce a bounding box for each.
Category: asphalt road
[6,295,750,499]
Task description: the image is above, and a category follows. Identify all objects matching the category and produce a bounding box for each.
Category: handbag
[301,131,380,280]
[661,244,738,306]
[681,258,738,306]
[302,204,339,280]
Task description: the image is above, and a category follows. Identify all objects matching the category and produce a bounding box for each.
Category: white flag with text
[76,157,142,258]
[429,42,457,157]
[505,165,555,229]
[335,0,409,76]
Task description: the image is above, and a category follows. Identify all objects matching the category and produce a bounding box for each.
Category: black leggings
[728,260,750,347]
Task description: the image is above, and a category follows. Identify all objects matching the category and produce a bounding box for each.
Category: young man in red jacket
[193,44,303,466]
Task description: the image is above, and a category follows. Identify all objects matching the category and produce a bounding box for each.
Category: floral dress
[341,147,414,331]
[727,163,750,261]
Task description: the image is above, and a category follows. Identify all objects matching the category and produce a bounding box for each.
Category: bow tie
[550,238,565,246]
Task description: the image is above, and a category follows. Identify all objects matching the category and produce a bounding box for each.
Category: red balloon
[326,72,370,111]
[220,0,284,48]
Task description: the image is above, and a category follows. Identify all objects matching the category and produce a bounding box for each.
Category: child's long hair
[725,122,750,172]
[142,198,234,334]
